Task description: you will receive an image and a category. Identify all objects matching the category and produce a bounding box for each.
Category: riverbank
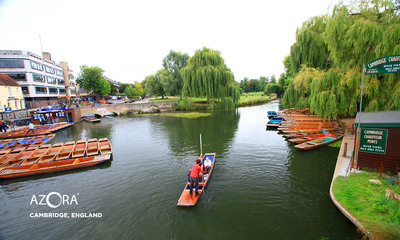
[330,118,400,239]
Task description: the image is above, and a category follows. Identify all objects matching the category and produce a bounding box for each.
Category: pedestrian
[2,121,7,133]
[49,114,53,124]
[0,121,3,132]
[189,158,202,197]
[27,122,35,134]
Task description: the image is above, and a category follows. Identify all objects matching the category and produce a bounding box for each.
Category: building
[353,111,400,174]
[0,73,25,112]
[0,50,76,109]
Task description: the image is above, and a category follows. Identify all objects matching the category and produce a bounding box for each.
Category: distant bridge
[79,101,178,117]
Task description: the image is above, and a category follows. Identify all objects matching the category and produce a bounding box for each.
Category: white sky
[0,0,339,84]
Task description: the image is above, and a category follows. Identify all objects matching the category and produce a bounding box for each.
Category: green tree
[145,69,170,98]
[124,85,138,98]
[162,50,189,97]
[134,81,144,97]
[76,65,111,98]
[181,47,240,105]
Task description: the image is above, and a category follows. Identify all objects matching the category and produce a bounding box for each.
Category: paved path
[329,118,369,235]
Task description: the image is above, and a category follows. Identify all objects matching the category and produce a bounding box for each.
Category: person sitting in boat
[189,158,202,197]
[203,157,212,174]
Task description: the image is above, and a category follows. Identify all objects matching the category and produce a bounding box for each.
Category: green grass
[333,172,400,239]
[149,97,180,102]
[328,139,342,148]
[239,92,268,103]
[154,112,211,118]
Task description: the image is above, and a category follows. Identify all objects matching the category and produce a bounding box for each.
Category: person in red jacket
[189,158,202,196]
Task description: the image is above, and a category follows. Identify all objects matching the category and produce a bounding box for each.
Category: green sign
[365,55,400,75]
[359,128,388,154]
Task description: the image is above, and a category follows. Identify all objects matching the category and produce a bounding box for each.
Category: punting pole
[353,64,366,170]
[200,134,203,156]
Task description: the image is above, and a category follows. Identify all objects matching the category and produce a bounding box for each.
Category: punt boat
[38,143,63,163]
[0,154,111,180]
[177,153,216,207]
[266,117,283,128]
[294,135,344,150]
[55,141,75,160]
[86,139,99,156]
[99,138,112,155]
[21,144,51,166]
[72,140,87,158]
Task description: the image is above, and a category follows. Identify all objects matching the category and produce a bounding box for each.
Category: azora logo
[30,192,79,208]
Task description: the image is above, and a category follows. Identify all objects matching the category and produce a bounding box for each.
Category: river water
[0,101,360,240]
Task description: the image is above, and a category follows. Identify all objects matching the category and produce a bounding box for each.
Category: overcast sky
[0,0,339,84]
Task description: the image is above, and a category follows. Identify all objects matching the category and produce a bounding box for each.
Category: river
[0,100,360,239]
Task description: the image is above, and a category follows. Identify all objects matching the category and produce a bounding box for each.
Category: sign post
[353,55,400,169]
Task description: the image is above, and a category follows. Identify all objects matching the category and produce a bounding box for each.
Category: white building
[0,50,76,109]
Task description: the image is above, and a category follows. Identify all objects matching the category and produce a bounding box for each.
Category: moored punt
[288,132,333,144]
[86,139,99,156]
[267,111,278,118]
[99,138,112,155]
[0,146,39,169]
[83,117,101,123]
[72,140,86,158]
[38,143,64,163]
[55,141,75,160]
[0,147,26,167]
[266,117,283,128]
[177,153,216,207]
[22,144,51,166]
[294,135,344,150]
[0,154,111,180]
[0,124,72,139]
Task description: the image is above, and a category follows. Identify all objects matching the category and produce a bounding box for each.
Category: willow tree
[289,15,332,74]
[283,0,400,118]
[181,47,240,106]
[325,0,400,112]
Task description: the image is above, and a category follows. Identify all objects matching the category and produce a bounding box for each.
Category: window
[45,65,55,74]
[8,87,12,95]
[33,73,45,82]
[35,86,47,94]
[30,61,43,71]
[7,73,26,81]
[56,69,63,76]
[22,87,29,94]
[47,76,57,84]
[59,88,66,94]
[57,79,65,85]
[0,59,24,68]
[48,87,58,94]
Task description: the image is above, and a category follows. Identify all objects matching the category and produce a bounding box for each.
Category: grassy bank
[333,172,400,239]
[150,92,276,110]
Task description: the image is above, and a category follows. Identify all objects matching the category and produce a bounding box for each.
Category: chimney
[42,52,52,61]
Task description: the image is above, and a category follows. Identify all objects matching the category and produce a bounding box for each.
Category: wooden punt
[266,117,283,128]
[294,135,344,150]
[83,117,101,123]
[0,154,111,180]
[177,153,216,207]
[38,143,64,163]
[22,144,51,166]
[99,138,112,155]
[267,111,278,118]
[55,141,75,160]
[72,140,87,158]
[0,147,26,167]
[0,146,39,169]
[288,132,333,144]
[86,139,99,156]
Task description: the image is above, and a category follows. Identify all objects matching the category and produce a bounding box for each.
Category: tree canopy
[76,65,111,98]
[162,50,189,97]
[282,0,400,119]
[181,47,240,105]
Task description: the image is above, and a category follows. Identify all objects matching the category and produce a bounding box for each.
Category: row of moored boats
[0,138,112,179]
[266,109,344,150]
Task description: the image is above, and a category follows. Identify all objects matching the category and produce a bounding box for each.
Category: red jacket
[190,163,202,178]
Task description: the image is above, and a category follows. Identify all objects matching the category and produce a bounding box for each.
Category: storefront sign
[5,107,12,112]
[366,55,400,74]
[359,128,388,154]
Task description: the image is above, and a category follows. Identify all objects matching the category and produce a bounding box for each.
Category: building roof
[355,111,400,126]
[0,73,20,87]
